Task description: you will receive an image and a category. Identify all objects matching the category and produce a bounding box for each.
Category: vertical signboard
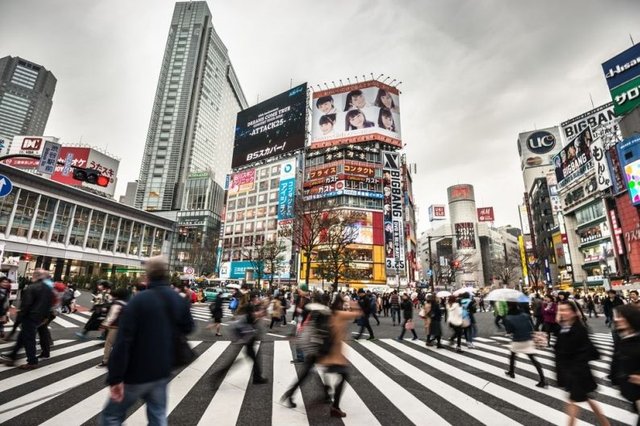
[591,136,612,192]
[277,158,296,221]
[454,222,476,249]
[476,207,495,222]
[518,235,529,286]
[382,151,405,271]
[37,140,62,175]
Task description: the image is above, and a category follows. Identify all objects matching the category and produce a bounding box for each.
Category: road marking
[272,341,309,425]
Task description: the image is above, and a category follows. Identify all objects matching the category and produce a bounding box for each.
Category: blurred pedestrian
[610,304,640,423]
[208,294,223,336]
[446,295,464,353]
[425,295,443,348]
[603,290,624,327]
[0,277,12,339]
[354,289,374,340]
[555,301,609,426]
[98,287,128,368]
[101,256,194,425]
[503,302,547,387]
[397,294,418,341]
[76,280,112,340]
[389,290,400,326]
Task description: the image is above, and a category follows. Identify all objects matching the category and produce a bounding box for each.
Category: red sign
[51,147,91,185]
[307,165,337,180]
[21,137,42,150]
[477,207,495,222]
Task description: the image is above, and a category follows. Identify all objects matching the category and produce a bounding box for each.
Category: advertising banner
[553,127,594,185]
[517,126,562,191]
[560,103,620,144]
[311,81,401,149]
[591,136,612,192]
[519,204,531,235]
[38,140,62,175]
[608,146,626,195]
[50,147,119,196]
[229,168,256,194]
[602,43,640,116]
[277,158,296,221]
[455,222,476,250]
[232,83,307,168]
[477,207,495,222]
[382,151,405,271]
[428,204,446,221]
[4,135,59,169]
[447,184,475,202]
[617,135,640,205]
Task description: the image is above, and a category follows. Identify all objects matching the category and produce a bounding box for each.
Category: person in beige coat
[98,287,128,367]
[318,296,361,418]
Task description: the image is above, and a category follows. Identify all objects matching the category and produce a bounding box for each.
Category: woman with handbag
[397,294,418,340]
[447,295,464,353]
[419,297,431,340]
[555,301,610,426]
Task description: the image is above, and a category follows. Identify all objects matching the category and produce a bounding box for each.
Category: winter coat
[611,333,640,403]
[554,321,599,395]
[18,281,53,323]
[542,302,557,324]
[447,302,463,327]
[504,312,534,342]
[401,299,413,320]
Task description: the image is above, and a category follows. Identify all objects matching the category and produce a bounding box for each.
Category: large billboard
[228,168,256,195]
[51,147,119,197]
[602,43,640,116]
[382,151,405,271]
[3,135,60,169]
[232,83,307,169]
[277,158,296,221]
[455,222,476,250]
[517,126,562,191]
[560,103,621,145]
[552,127,594,185]
[311,81,401,149]
[617,135,640,205]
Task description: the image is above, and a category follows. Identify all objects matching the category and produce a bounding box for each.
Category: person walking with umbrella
[555,300,610,426]
[503,302,547,387]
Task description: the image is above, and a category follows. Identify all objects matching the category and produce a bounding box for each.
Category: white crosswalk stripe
[0,332,636,425]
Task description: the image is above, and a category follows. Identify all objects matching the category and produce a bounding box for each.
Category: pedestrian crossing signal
[72,168,110,187]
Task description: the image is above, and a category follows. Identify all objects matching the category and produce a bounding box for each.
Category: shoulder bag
[155,289,196,368]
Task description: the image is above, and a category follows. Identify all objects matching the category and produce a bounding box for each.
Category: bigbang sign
[560,103,620,145]
[311,81,401,149]
[382,151,405,271]
[232,83,307,168]
[552,127,594,184]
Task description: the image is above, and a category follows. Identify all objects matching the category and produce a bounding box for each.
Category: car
[219,291,232,301]
[203,288,219,302]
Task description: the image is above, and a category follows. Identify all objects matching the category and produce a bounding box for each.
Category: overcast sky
[1,0,639,232]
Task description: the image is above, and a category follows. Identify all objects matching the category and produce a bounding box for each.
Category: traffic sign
[0,175,13,198]
[37,141,62,175]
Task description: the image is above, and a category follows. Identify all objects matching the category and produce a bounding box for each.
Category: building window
[31,195,56,241]
[117,219,132,253]
[10,189,38,238]
[101,215,119,251]
[129,222,142,255]
[86,211,106,249]
[0,190,18,234]
[51,201,74,243]
[69,207,91,246]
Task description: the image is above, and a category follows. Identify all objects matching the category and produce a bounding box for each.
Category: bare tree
[185,229,217,276]
[244,239,287,289]
[315,211,361,291]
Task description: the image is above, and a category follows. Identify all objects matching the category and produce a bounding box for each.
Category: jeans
[390,308,400,325]
[101,377,169,426]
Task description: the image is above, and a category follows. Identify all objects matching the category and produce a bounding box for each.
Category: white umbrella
[436,291,451,298]
[484,288,528,302]
[453,287,475,296]
[226,283,241,289]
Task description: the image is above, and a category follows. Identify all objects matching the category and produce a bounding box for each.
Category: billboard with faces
[311,81,401,149]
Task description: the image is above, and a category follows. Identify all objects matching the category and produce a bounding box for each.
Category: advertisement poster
[591,136,612,192]
[229,168,256,194]
[311,81,401,149]
[602,43,640,116]
[382,151,405,271]
[277,158,296,221]
[232,83,307,168]
[455,222,476,250]
[477,207,495,222]
[552,127,594,184]
[50,147,119,197]
[560,103,620,144]
[428,204,446,221]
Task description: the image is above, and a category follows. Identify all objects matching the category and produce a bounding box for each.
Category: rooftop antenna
[390,79,397,85]
[354,75,358,83]
[316,84,321,90]
[323,83,329,89]
[396,81,403,88]
[363,74,367,82]
[290,78,293,89]
[331,80,336,88]
[346,77,351,84]
[382,76,390,83]
[631,34,636,45]
[376,73,383,80]
[339,79,343,86]
[589,93,595,109]
[370,73,375,80]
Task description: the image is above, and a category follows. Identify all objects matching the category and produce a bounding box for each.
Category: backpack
[229,297,239,311]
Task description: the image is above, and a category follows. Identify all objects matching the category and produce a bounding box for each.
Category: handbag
[155,289,196,368]
[404,320,414,330]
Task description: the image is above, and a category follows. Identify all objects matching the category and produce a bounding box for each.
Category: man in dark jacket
[1,269,53,369]
[603,290,624,327]
[355,289,374,340]
[101,256,194,425]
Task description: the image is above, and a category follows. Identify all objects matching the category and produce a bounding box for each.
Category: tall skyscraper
[136,1,247,211]
[0,56,56,144]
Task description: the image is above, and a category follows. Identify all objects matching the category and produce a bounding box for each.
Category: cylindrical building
[447,184,485,287]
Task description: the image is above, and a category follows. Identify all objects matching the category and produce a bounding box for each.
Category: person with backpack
[76,280,112,340]
[389,290,400,326]
[98,287,129,368]
[397,293,418,340]
[354,289,375,340]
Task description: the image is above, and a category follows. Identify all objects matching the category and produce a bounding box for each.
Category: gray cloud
[0,0,638,230]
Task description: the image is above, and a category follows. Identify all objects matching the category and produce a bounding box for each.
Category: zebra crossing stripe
[197,342,253,426]
[359,339,520,425]
[52,316,77,328]
[65,313,89,324]
[0,339,102,373]
[272,340,309,425]
[126,341,216,424]
[344,342,449,425]
[387,339,591,426]
[403,340,636,425]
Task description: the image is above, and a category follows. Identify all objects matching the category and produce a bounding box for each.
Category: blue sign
[602,43,640,90]
[230,261,253,279]
[0,175,13,198]
[278,178,295,220]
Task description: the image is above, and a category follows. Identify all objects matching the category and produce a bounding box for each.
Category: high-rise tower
[135,1,247,211]
[0,56,56,144]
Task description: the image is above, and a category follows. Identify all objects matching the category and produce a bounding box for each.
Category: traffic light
[72,168,110,187]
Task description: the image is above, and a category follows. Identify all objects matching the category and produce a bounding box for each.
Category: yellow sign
[518,235,529,286]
